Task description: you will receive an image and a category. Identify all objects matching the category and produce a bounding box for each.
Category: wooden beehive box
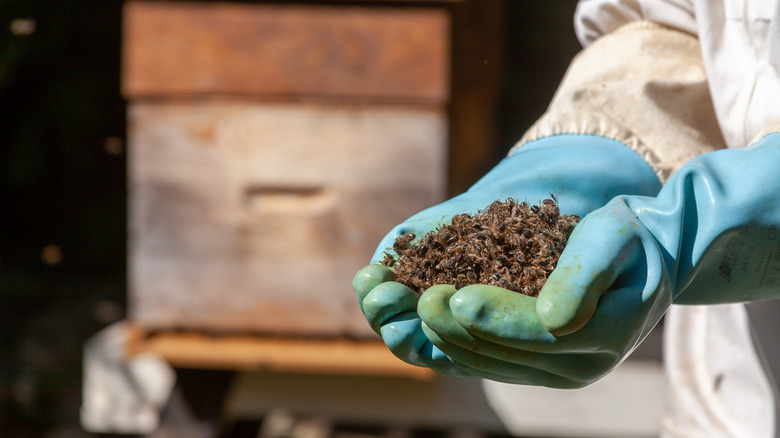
[123,1,450,337]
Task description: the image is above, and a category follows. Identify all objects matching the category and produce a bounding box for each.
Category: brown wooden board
[126,325,435,379]
[122,1,450,102]
[128,100,446,337]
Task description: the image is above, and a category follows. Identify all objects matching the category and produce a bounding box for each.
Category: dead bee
[452,213,470,226]
[393,233,416,253]
[506,233,525,248]
[383,198,579,297]
[381,252,395,267]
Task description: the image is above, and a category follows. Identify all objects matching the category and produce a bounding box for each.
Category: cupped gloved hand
[353,134,661,377]
[434,131,780,387]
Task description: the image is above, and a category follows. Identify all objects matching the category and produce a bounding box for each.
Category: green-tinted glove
[353,134,661,377]
[431,132,780,388]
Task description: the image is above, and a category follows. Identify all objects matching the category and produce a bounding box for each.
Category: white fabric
[482,361,667,437]
[572,1,780,437]
[661,305,775,438]
[575,0,780,149]
[514,21,725,182]
[81,322,176,434]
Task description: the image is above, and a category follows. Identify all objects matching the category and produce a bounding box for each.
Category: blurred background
[2,2,665,438]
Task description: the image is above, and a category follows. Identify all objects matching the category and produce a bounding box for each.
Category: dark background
[1,1,127,437]
[0,1,580,436]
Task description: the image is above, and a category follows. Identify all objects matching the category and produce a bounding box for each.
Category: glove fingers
[417,284,481,348]
[378,311,428,366]
[379,311,472,378]
[417,337,475,378]
[536,205,642,336]
[418,284,608,383]
[362,281,418,334]
[456,279,666,365]
[353,264,395,313]
[420,321,583,389]
[452,360,587,389]
[448,285,557,350]
[418,284,538,358]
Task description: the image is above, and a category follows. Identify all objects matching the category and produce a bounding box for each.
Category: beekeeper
[354,1,780,437]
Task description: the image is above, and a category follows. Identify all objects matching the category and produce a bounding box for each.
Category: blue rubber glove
[353,134,661,378]
[441,132,780,387]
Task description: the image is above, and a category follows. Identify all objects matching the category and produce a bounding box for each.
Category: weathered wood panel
[128,100,446,337]
[126,325,435,378]
[122,1,450,102]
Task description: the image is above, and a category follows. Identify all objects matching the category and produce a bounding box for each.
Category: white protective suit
[487,1,780,437]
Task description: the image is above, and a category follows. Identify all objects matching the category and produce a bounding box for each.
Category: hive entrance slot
[244,185,333,215]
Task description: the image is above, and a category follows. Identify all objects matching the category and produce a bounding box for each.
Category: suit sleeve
[513,19,724,182]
